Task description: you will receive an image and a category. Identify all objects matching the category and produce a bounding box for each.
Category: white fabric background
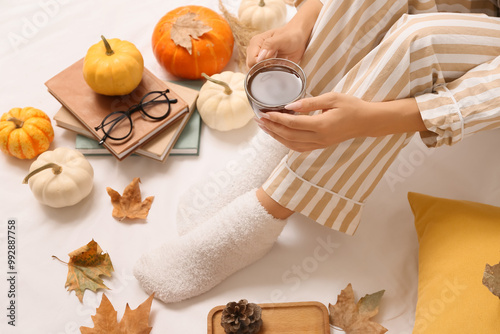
[0,0,499,333]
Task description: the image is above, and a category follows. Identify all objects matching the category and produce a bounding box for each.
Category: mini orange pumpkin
[0,107,54,159]
[152,6,234,80]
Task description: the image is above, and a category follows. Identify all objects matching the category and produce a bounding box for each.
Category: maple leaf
[106,177,154,221]
[170,11,212,55]
[483,262,500,299]
[329,283,387,334]
[53,240,114,302]
[80,293,154,334]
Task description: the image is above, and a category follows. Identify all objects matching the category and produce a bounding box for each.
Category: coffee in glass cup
[244,58,306,118]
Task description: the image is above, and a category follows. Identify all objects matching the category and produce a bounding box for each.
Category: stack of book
[46,58,202,162]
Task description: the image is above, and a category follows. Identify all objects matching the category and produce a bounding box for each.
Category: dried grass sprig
[218,0,260,72]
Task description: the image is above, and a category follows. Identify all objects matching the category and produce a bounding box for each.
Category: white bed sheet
[1,0,499,333]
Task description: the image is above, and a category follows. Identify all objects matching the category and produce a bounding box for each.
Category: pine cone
[221,299,263,334]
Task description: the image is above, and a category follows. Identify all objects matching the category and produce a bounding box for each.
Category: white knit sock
[134,189,287,304]
[175,130,288,235]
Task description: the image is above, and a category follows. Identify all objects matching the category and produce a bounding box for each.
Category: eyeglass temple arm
[94,124,110,145]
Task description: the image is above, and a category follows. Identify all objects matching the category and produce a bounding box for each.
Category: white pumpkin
[238,0,287,32]
[23,147,94,208]
[197,71,254,131]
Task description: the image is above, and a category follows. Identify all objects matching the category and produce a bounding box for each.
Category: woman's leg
[175,131,288,235]
[135,188,287,303]
[257,187,294,219]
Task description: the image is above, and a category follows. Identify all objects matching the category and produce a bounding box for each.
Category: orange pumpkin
[0,107,54,159]
[152,6,234,80]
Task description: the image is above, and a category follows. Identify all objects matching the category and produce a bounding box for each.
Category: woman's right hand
[246,25,310,68]
[246,0,323,68]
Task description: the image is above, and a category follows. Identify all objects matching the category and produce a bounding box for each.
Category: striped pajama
[262,0,500,235]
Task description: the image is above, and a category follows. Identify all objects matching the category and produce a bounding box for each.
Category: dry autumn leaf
[170,11,212,54]
[329,283,387,334]
[53,240,114,302]
[80,293,154,334]
[106,177,154,221]
[483,261,500,298]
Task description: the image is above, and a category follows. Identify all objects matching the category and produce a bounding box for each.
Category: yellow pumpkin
[0,107,54,159]
[83,35,144,96]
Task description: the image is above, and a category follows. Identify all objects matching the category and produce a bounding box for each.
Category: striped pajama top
[262,0,500,234]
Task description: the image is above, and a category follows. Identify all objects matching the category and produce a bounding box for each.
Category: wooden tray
[207,301,330,334]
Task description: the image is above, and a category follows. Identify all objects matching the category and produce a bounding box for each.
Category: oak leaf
[483,261,500,298]
[80,293,154,334]
[53,240,114,302]
[329,283,387,334]
[106,177,154,221]
[170,11,212,55]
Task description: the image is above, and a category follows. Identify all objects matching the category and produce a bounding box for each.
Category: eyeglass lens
[100,112,133,140]
[140,91,176,119]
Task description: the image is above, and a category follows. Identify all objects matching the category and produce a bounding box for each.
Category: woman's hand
[255,93,426,152]
[255,92,367,151]
[246,0,323,68]
[246,25,310,68]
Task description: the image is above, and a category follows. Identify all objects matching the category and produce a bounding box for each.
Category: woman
[134,0,500,303]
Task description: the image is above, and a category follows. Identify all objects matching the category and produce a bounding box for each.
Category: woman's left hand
[255,92,369,152]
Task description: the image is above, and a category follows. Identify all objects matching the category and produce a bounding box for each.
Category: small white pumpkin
[238,0,287,32]
[197,71,254,131]
[23,147,94,208]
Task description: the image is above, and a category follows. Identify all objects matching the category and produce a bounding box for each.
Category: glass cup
[244,58,306,118]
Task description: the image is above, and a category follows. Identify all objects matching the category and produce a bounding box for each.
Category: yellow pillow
[408,192,500,334]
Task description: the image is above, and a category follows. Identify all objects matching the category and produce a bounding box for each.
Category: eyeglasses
[94,89,178,145]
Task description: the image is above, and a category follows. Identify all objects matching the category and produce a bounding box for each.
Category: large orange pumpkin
[152,6,234,80]
[0,107,54,159]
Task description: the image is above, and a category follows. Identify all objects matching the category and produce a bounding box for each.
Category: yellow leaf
[106,177,154,221]
[80,293,154,334]
[53,240,114,302]
[329,283,387,334]
[483,261,500,299]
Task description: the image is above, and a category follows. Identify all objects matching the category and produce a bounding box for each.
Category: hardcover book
[53,81,201,162]
[74,111,201,157]
[45,58,189,160]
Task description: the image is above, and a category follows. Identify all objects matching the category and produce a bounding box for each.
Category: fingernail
[259,113,270,119]
[285,101,302,110]
[257,49,267,62]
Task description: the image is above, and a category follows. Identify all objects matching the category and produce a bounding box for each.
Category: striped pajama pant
[262,0,500,235]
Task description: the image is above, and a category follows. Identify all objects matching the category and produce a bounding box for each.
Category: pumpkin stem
[259,0,266,6]
[22,162,63,184]
[101,35,115,56]
[201,73,233,95]
[7,117,24,128]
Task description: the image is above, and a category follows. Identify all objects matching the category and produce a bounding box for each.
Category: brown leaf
[329,283,387,334]
[53,240,114,302]
[170,11,212,55]
[357,289,385,318]
[80,293,154,334]
[106,177,154,221]
[483,262,500,298]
